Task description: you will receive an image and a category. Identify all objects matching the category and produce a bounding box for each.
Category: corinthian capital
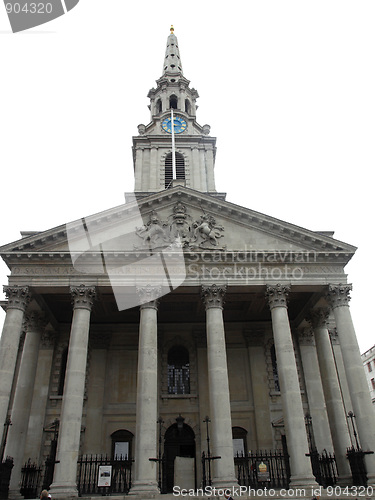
[306,307,330,329]
[24,311,47,332]
[326,284,352,309]
[70,285,96,311]
[265,283,290,310]
[136,284,161,309]
[201,284,227,310]
[3,285,31,312]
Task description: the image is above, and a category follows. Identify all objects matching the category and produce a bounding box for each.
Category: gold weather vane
[170,25,174,34]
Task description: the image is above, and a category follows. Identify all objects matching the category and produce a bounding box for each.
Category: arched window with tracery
[164,152,185,188]
[167,345,190,395]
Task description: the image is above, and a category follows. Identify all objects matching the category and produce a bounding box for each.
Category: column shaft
[131,287,160,494]
[49,285,96,498]
[328,284,375,484]
[6,312,45,497]
[266,285,316,489]
[308,309,352,482]
[297,330,333,454]
[202,285,237,488]
[0,286,30,447]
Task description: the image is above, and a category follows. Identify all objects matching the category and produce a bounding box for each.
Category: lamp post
[0,416,12,462]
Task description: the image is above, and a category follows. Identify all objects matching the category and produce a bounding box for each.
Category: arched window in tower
[156,99,162,114]
[164,152,185,188]
[271,344,280,392]
[185,99,191,114]
[168,345,190,394]
[169,95,178,109]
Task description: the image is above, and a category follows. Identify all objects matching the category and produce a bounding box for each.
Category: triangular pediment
[0,186,356,265]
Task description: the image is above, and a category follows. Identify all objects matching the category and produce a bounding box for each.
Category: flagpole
[171,108,176,180]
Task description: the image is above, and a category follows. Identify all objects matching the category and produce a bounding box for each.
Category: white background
[0,1,374,352]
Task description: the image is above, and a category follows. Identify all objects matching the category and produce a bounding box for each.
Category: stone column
[307,308,352,483]
[201,284,237,488]
[131,285,160,494]
[297,328,333,455]
[265,284,317,489]
[49,285,96,499]
[24,330,56,460]
[6,311,46,497]
[327,284,375,484]
[0,286,30,446]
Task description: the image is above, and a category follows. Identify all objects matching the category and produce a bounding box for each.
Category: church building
[0,27,374,499]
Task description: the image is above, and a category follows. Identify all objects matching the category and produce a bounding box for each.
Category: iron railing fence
[307,449,337,487]
[77,454,133,496]
[346,446,374,486]
[234,450,290,490]
[20,459,42,499]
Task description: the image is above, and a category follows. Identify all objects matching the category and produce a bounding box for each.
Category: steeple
[162,25,183,78]
[131,28,224,200]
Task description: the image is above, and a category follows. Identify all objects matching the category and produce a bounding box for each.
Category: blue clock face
[162,115,187,134]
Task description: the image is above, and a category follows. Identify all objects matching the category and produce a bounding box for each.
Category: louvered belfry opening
[165,152,185,188]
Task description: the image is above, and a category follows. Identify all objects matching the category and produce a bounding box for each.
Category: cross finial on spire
[170,25,174,34]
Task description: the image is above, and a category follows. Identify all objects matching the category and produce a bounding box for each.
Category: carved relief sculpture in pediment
[135,203,226,251]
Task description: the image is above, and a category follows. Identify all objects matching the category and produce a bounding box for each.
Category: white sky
[0,1,374,352]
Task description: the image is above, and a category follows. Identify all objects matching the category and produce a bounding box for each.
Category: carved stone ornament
[297,327,315,346]
[201,284,227,310]
[326,283,352,309]
[24,311,47,332]
[70,285,96,311]
[3,285,31,312]
[265,283,290,310]
[306,307,330,329]
[136,284,161,308]
[135,203,226,251]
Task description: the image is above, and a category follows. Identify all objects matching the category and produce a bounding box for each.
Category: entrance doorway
[164,422,196,492]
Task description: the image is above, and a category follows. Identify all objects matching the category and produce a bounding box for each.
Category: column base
[48,483,79,499]
[212,477,239,490]
[7,489,24,500]
[366,472,375,487]
[129,480,159,497]
[289,474,318,492]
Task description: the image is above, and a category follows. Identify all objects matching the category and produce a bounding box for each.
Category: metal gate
[77,454,133,496]
[234,450,290,489]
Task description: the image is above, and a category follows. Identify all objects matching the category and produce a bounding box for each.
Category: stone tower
[132,26,219,197]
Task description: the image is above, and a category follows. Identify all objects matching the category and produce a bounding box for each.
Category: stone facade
[362,345,375,410]
[1,27,375,499]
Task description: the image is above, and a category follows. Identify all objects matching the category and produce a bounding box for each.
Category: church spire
[162,25,183,78]
[132,28,220,198]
